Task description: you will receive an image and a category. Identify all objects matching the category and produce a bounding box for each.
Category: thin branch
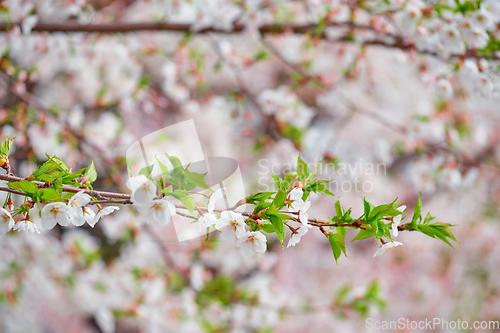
[0,173,131,200]
[0,21,497,60]
[0,172,418,233]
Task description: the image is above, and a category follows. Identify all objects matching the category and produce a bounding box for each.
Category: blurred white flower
[459,18,489,49]
[21,15,38,35]
[95,307,115,333]
[373,241,403,257]
[140,199,176,225]
[13,220,40,234]
[68,190,92,226]
[236,231,267,257]
[208,188,225,212]
[476,73,493,98]
[471,8,496,31]
[436,79,454,98]
[216,211,246,240]
[0,208,15,235]
[92,206,120,227]
[127,175,157,205]
[287,225,311,248]
[439,25,465,56]
[41,202,72,230]
[396,3,422,36]
[391,205,407,237]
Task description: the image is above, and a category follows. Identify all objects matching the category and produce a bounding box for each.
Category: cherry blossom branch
[0,174,413,232]
[1,21,497,60]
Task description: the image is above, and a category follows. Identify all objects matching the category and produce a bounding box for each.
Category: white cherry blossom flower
[287,188,305,211]
[287,225,311,248]
[472,8,496,31]
[13,220,40,234]
[91,206,120,228]
[236,231,267,257]
[196,189,225,232]
[127,175,157,204]
[41,202,72,230]
[439,25,465,56]
[197,213,218,232]
[373,241,403,257]
[84,207,96,226]
[396,3,422,36]
[391,205,407,237]
[215,211,246,240]
[436,79,454,98]
[459,18,489,49]
[208,188,225,212]
[298,200,311,226]
[0,208,15,235]
[476,73,493,98]
[140,199,176,225]
[68,190,92,226]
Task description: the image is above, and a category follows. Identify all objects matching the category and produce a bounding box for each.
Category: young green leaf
[84,161,98,183]
[410,192,422,228]
[297,155,310,178]
[8,180,38,196]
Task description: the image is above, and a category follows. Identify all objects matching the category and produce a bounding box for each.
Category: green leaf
[266,205,285,248]
[335,198,343,217]
[326,231,347,264]
[369,220,389,243]
[253,199,272,214]
[272,172,297,209]
[62,169,85,184]
[363,198,372,221]
[8,181,38,196]
[417,225,435,238]
[257,220,276,234]
[84,161,97,183]
[352,229,374,242]
[171,190,195,214]
[423,212,435,224]
[417,223,459,248]
[53,177,63,195]
[138,164,154,177]
[184,170,210,190]
[0,136,14,158]
[40,188,64,202]
[432,228,454,248]
[309,181,334,196]
[307,162,320,181]
[246,191,274,205]
[31,160,58,178]
[410,192,422,229]
[369,198,399,220]
[272,189,287,209]
[45,154,69,173]
[254,49,272,62]
[297,155,310,178]
[155,156,170,174]
[271,175,282,188]
[165,154,183,170]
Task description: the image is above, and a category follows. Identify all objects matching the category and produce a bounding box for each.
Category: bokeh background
[1,0,500,332]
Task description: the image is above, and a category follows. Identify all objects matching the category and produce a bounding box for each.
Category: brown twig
[0,20,495,60]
